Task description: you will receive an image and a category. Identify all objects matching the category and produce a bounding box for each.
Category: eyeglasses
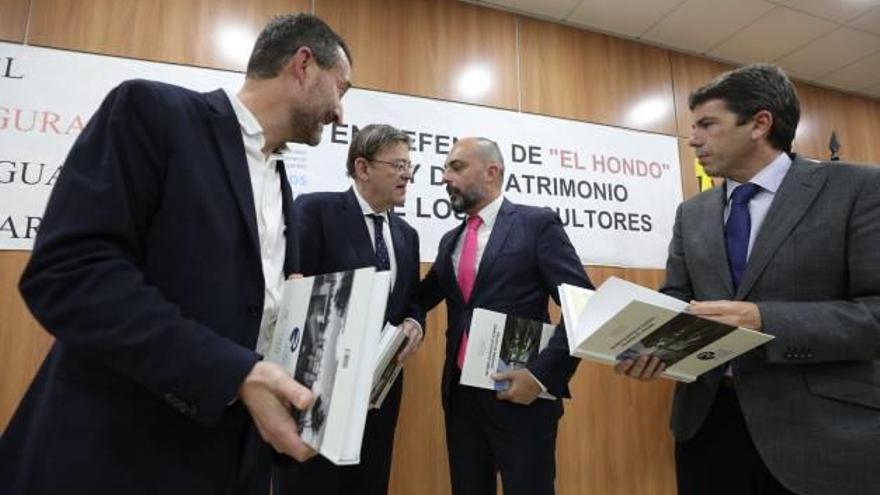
[370,159,413,173]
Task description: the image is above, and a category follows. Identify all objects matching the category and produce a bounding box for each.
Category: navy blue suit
[417,198,592,495]
[274,188,424,495]
[0,80,294,494]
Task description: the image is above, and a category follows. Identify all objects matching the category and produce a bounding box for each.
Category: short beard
[447,185,484,214]
[290,108,324,146]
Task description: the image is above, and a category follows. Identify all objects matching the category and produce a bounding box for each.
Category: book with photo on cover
[259,267,390,465]
[369,322,406,409]
[558,276,773,382]
[459,308,556,400]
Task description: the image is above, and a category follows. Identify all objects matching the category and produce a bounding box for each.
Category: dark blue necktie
[725,183,761,290]
[368,214,390,272]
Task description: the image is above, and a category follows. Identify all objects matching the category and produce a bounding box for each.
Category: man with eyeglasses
[274,123,424,495]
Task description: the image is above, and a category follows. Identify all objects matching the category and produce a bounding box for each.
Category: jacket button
[247,304,260,316]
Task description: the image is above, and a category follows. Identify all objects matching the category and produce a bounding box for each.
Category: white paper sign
[1,42,682,268]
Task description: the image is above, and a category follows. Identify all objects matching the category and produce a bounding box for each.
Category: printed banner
[0,42,682,268]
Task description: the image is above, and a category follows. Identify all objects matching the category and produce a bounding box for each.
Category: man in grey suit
[617,64,880,495]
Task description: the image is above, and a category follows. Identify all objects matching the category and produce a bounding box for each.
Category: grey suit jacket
[662,156,880,495]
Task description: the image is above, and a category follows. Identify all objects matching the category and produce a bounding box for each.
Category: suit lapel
[470,199,515,303]
[440,221,466,305]
[342,188,378,269]
[278,160,297,277]
[204,89,260,259]
[704,186,735,297]
[736,158,827,299]
[388,213,408,297]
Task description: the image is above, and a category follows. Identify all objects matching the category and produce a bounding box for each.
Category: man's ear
[751,109,774,142]
[354,157,371,182]
[485,162,502,183]
[286,46,314,84]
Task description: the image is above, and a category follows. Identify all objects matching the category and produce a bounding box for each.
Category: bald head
[454,137,505,186]
[443,136,505,215]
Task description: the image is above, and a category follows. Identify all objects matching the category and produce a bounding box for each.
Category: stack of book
[259,267,394,465]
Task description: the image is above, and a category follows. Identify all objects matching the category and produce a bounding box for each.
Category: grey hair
[346,124,412,178]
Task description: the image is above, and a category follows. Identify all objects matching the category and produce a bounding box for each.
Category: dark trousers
[273,375,403,495]
[445,386,558,495]
[676,383,798,495]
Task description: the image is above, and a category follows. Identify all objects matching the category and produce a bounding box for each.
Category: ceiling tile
[775,27,880,80]
[708,6,836,63]
[479,0,581,19]
[817,50,880,90]
[772,0,880,23]
[849,7,880,36]
[863,83,880,98]
[643,0,775,53]
[566,0,684,38]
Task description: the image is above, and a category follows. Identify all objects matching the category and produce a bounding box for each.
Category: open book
[369,322,407,409]
[260,267,390,465]
[559,277,773,382]
[459,308,556,400]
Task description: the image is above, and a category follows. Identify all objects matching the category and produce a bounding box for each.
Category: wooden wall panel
[317,0,519,110]
[390,264,676,495]
[560,363,676,495]
[390,265,452,495]
[0,0,30,42]
[864,100,880,164]
[0,252,53,430]
[27,0,311,71]
[669,52,733,139]
[794,82,880,164]
[557,266,675,495]
[519,17,676,135]
[4,2,880,495]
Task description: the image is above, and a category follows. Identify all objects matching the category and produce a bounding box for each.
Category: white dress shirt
[451,193,504,274]
[352,184,423,336]
[352,184,398,291]
[225,89,286,354]
[722,152,791,376]
[724,152,792,259]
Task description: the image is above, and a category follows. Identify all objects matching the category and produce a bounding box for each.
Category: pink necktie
[456,215,483,369]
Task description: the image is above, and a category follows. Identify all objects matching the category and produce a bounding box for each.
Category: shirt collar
[471,193,504,230]
[224,88,263,139]
[352,184,389,218]
[224,89,293,163]
[725,152,792,202]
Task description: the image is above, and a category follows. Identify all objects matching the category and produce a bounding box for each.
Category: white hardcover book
[335,270,389,464]
[560,276,773,382]
[460,308,556,400]
[369,323,407,409]
[558,283,594,346]
[264,267,389,465]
